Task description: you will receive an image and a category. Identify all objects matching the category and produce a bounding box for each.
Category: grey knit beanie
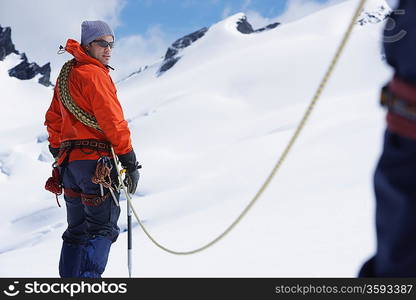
[81,20,115,45]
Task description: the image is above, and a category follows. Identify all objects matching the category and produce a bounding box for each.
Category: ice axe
[110,146,133,278]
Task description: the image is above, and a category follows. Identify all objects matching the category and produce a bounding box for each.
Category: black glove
[49,145,60,159]
[118,150,142,194]
[124,168,140,194]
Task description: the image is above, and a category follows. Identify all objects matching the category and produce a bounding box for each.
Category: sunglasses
[91,39,114,49]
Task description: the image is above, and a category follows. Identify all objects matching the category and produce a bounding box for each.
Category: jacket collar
[64,39,111,73]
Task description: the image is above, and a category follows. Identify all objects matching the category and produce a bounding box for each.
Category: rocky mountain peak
[0,24,52,87]
[236,15,280,34]
[0,25,19,61]
[157,14,280,75]
[357,4,391,26]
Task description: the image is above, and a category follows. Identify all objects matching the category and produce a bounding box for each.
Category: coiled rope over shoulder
[57,59,102,132]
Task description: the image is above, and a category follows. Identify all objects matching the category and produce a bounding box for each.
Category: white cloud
[0,0,126,81]
[277,0,348,23]
[110,25,170,81]
[222,5,232,19]
[245,10,277,28]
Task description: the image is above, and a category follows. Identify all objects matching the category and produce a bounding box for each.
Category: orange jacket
[45,39,132,164]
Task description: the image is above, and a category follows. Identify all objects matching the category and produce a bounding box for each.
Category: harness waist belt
[60,139,111,152]
[381,85,416,121]
[64,188,110,207]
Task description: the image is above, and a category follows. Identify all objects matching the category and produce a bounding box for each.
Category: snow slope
[0,0,393,277]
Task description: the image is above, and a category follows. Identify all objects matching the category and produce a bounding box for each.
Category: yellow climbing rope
[57,59,103,132]
[114,0,368,255]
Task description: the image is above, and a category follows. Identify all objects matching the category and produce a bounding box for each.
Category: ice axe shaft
[110,146,133,278]
[127,200,132,278]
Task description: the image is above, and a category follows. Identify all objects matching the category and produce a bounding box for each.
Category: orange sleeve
[44,88,62,148]
[83,69,133,155]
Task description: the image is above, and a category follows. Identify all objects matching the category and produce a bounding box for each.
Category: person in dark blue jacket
[359,0,416,277]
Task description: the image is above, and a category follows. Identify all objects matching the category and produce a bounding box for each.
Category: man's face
[85,35,113,65]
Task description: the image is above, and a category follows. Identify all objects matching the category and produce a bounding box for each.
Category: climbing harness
[58,139,111,161]
[92,156,119,206]
[44,139,115,206]
[63,187,111,207]
[381,84,416,121]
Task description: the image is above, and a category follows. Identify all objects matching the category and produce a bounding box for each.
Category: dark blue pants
[59,159,121,278]
[359,130,416,277]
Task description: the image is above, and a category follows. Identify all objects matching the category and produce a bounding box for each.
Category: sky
[0,0,347,81]
[116,0,340,40]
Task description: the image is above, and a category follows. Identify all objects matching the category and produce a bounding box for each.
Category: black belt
[59,139,111,152]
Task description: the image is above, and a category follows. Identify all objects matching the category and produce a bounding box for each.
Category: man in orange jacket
[45,20,140,278]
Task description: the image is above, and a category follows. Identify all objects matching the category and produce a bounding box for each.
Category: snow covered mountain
[0,0,394,277]
[116,16,280,82]
[157,16,280,76]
